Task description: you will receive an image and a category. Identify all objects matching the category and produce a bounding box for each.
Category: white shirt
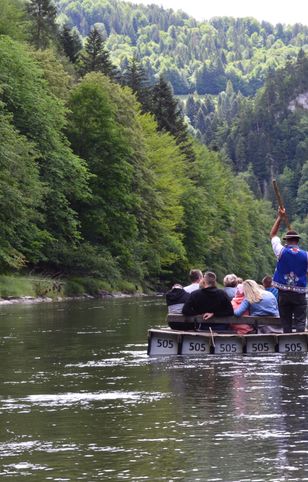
[168,304,185,314]
[271,236,284,258]
[271,236,308,271]
[184,282,200,293]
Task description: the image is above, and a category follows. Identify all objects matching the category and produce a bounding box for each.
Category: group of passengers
[166,269,282,334]
[166,208,308,334]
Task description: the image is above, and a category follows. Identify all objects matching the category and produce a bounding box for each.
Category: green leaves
[56,0,308,96]
[27,0,58,49]
[0,105,43,269]
[68,73,138,267]
[0,11,286,285]
[0,37,90,265]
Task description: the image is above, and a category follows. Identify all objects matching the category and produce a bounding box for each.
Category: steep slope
[55,0,308,95]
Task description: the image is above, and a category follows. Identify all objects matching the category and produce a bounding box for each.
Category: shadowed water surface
[0,296,307,481]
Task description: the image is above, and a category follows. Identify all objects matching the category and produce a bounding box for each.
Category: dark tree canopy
[122,56,152,112]
[79,27,116,78]
[152,76,195,162]
[27,0,58,49]
[59,24,82,63]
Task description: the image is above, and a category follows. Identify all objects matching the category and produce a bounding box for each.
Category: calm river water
[0,296,307,481]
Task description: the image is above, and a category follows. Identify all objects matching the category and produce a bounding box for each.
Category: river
[0,296,307,481]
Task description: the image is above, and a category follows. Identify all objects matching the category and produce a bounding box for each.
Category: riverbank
[0,274,146,305]
[0,291,145,306]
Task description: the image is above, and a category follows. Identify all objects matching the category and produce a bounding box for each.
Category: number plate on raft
[214,337,243,354]
[246,336,277,353]
[181,335,211,355]
[149,334,179,355]
[278,335,308,353]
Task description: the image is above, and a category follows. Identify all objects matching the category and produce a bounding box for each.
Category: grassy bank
[0,275,141,299]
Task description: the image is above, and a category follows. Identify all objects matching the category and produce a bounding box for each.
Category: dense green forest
[0,0,304,294]
[53,0,308,247]
[182,53,308,242]
[55,0,308,95]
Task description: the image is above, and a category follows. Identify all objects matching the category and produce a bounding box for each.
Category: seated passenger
[166,284,190,314]
[230,283,254,335]
[184,269,203,293]
[223,273,238,300]
[182,271,234,330]
[262,275,278,300]
[234,279,282,333]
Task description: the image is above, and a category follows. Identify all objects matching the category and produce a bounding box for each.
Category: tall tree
[122,56,152,112]
[59,24,82,63]
[67,73,138,271]
[0,37,90,267]
[151,75,195,162]
[27,0,58,49]
[79,27,116,78]
[0,104,43,269]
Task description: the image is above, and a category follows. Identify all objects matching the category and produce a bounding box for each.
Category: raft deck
[148,314,308,355]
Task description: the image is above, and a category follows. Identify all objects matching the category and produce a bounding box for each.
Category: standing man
[184,269,203,293]
[270,207,308,332]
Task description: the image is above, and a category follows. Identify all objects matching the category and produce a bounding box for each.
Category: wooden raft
[147,314,308,355]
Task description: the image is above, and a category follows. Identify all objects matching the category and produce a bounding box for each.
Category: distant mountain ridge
[55,0,308,95]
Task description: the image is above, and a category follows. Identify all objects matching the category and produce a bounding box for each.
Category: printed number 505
[285,342,303,352]
[157,339,174,348]
[219,343,237,352]
[252,342,269,352]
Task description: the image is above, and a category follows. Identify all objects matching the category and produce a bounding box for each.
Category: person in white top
[270,207,308,332]
[184,269,203,293]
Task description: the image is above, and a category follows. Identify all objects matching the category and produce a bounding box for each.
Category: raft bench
[147,314,308,355]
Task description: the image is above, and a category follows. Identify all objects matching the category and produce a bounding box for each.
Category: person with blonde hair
[234,279,281,333]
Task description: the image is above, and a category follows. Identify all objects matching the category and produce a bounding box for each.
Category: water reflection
[0,298,307,480]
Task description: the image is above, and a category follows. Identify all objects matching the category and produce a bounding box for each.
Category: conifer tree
[79,27,116,78]
[151,76,195,162]
[27,0,58,49]
[123,56,152,112]
[59,24,82,63]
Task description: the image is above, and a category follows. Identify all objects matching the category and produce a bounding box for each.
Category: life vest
[273,245,308,293]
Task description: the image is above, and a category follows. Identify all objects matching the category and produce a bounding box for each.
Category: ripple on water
[65,349,149,368]
[1,462,50,477]
[0,390,169,412]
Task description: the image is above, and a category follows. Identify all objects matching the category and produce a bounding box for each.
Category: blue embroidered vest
[273,245,308,293]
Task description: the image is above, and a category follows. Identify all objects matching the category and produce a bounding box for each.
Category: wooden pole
[272,179,291,230]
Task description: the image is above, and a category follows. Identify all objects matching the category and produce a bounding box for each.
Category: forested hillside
[55,0,308,95]
[53,0,308,246]
[183,51,308,242]
[0,0,301,292]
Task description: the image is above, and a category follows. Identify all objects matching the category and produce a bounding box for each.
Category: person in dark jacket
[166,284,190,314]
[182,271,234,330]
